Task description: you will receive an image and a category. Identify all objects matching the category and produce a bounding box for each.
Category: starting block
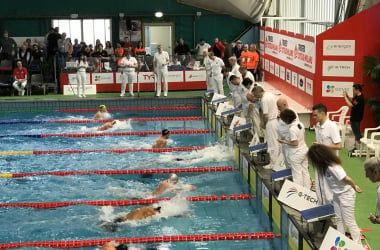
[271,168,292,181]
[301,204,335,223]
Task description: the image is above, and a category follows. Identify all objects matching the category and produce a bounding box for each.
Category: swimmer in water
[100,241,132,250]
[151,173,196,197]
[94,104,109,120]
[152,129,170,148]
[96,120,118,131]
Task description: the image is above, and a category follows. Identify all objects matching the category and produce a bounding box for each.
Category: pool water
[0,108,274,250]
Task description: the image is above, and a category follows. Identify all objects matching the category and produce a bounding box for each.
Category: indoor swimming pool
[0,104,276,250]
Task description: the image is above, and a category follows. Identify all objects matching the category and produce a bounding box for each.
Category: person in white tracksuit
[208,52,225,95]
[252,85,280,169]
[308,144,362,244]
[153,44,170,97]
[118,51,138,97]
[202,49,212,91]
[76,55,88,98]
[278,109,311,188]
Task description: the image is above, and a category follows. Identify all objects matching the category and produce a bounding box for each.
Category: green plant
[362,55,380,125]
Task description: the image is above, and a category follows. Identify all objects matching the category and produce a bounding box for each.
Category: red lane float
[32,146,208,155]
[9,166,234,178]
[41,129,211,138]
[0,194,256,209]
[57,106,199,112]
[50,116,203,124]
[0,232,277,249]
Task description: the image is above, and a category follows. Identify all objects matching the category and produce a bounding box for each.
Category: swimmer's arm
[184,184,196,191]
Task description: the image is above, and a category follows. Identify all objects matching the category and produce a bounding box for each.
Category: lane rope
[0,194,257,209]
[0,129,212,138]
[57,106,199,112]
[0,146,208,156]
[0,166,235,178]
[0,232,280,249]
[0,116,203,125]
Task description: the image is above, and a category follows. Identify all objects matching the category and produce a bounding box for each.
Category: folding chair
[359,126,380,157]
[327,106,350,146]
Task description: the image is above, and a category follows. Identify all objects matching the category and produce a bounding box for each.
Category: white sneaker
[21,90,25,96]
[120,93,125,97]
[82,94,86,98]
[130,92,134,97]
[164,93,167,97]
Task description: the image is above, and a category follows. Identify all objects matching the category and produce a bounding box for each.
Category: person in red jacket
[12,60,28,96]
[209,37,225,59]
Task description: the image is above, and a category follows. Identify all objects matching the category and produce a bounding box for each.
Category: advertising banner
[68,73,90,84]
[137,72,155,83]
[298,74,305,91]
[185,70,206,82]
[322,61,354,77]
[280,66,285,80]
[115,72,138,84]
[322,81,353,97]
[264,31,315,73]
[323,40,355,56]
[167,71,184,82]
[305,78,313,95]
[320,227,365,250]
[63,85,96,95]
[278,180,318,211]
[92,73,114,84]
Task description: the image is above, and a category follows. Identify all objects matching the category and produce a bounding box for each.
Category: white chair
[327,106,350,147]
[364,131,380,159]
[359,126,380,157]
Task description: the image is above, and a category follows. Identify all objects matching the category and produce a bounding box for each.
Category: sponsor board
[274,63,280,77]
[185,70,206,82]
[298,74,305,91]
[279,66,285,80]
[115,72,138,84]
[264,58,270,71]
[92,73,114,84]
[322,81,353,97]
[167,71,184,82]
[229,115,246,130]
[63,84,97,95]
[137,72,156,83]
[320,227,365,250]
[286,69,291,84]
[305,78,313,95]
[269,61,275,74]
[278,179,318,211]
[323,40,355,56]
[68,73,91,84]
[291,72,298,87]
[322,61,354,77]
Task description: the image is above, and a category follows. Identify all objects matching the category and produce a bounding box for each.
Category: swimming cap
[112,120,118,125]
[162,129,170,136]
[99,104,107,110]
[168,173,178,184]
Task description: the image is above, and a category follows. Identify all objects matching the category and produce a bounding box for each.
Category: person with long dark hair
[307,144,362,244]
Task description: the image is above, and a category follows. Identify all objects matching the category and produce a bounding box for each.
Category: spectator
[174,38,191,66]
[133,41,146,56]
[114,43,124,58]
[30,44,44,63]
[123,36,133,51]
[195,38,211,61]
[17,43,32,67]
[222,39,233,67]
[12,60,28,96]
[250,44,260,81]
[307,144,362,244]
[233,40,243,59]
[47,27,61,59]
[0,30,17,60]
[363,157,380,225]
[209,37,225,59]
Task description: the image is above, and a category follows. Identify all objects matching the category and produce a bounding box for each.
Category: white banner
[286,69,291,84]
[269,61,275,74]
[229,115,246,130]
[274,63,280,77]
[215,102,234,116]
[114,72,138,84]
[305,78,313,95]
[92,73,114,84]
[320,227,365,250]
[138,72,155,83]
[167,71,184,82]
[322,61,354,77]
[63,85,97,95]
[279,66,285,80]
[265,31,315,73]
[291,72,298,87]
[278,180,318,211]
[323,40,355,56]
[185,70,206,82]
[298,74,305,91]
[68,73,90,85]
[322,81,353,97]
[264,58,270,71]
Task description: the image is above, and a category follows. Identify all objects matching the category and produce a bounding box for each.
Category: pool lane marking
[0,194,257,208]
[0,146,208,156]
[0,129,212,138]
[57,105,199,112]
[0,116,203,125]
[0,232,280,249]
[0,166,237,178]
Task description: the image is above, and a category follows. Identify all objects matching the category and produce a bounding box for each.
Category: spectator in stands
[239,44,250,68]
[92,44,109,71]
[12,60,28,96]
[343,84,365,152]
[195,38,211,61]
[44,27,54,49]
[24,38,32,49]
[123,36,133,51]
[252,85,280,169]
[278,109,311,188]
[153,44,170,97]
[363,157,380,225]
[114,43,124,58]
[57,33,71,68]
[134,41,146,56]
[233,40,243,59]
[47,27,61,59]
[222,39,233,67]
[0,30,17,60]
[95,39,103,51]
[30,44,44,64]
[209,37,225,59]
[208,52,225,95]
[72,38,82,58]
[229,56,241,79]
[186,58,199,70]
[250,44,260,81]
[307,143,362,244]
[17,43,32,67]
[76,54,88,98]
[174,38,191,66]
[239,66,255,82]
[118,51,138,97]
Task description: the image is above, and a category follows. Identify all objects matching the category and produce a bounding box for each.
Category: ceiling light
[155,11,163,18]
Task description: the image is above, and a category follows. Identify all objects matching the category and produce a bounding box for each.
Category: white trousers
[13,80,27,96]
[265,119,280,168]
[120,71,135,95]
[205,71,212,90]
[156,67,168,96]
[333,189,361,244]
[209,74,224,95]
[287,146,311,188]
[315,171,333,205]
[76,71,86,96]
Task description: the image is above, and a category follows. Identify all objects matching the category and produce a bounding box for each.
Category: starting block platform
[301,204,335,223]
